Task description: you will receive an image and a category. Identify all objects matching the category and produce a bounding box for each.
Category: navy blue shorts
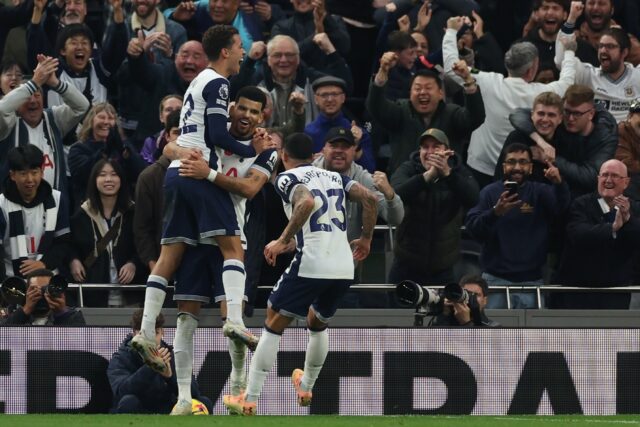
[268,265,352,322]
[173,245,250,304]
[161,168,239,246]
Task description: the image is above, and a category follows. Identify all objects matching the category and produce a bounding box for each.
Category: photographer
[2,269,85,326]
[431,275,499,327]
[107,309,212,414]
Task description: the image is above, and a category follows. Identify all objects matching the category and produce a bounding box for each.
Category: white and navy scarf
[5,193,58,277]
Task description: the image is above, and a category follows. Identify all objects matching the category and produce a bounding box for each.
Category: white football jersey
[575,63,640,123]
[275,165,355,279]
[217,141,278,248]
[171,68,230,167]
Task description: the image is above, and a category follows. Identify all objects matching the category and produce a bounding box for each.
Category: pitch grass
[3,415,640,427]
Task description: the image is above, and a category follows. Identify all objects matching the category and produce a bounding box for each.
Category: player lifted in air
[223,133,378,415]
[130,25,273,415]
[166,85,278,407]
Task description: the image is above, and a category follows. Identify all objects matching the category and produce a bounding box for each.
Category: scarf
[131,9,166,34]
[80,200,124,262]
[3,190,58,277]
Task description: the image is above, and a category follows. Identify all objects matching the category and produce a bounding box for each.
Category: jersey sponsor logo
[41,154,54,171]
[219,83,229,100]
[277,175,292,194]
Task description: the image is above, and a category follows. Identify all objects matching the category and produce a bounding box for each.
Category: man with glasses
[552,159,640,309]
[555,2,640,122]
[507,84,618,198]
[466,143,570,309]
[305,76,375,172]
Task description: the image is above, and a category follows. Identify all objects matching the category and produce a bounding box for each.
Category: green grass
[3,415,640,427]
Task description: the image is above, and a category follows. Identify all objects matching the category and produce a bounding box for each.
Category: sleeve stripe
[206,107,229,117]
[250,165,271,178]
[345,180,356,192]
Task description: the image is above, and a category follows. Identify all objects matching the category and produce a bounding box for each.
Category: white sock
[223,260,246,325]
[228,337,247,390]
[174,312,198,402]
[140,275,167,341]
[245,328,281,403]
[301,328,329,392]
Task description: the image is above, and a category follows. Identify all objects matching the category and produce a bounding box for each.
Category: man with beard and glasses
[523,0,598,69]
[573,0,640,65]
[555,2,640,123]
[465,143,570,309]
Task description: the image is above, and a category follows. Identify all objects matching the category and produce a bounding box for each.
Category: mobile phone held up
[504,181,518,196]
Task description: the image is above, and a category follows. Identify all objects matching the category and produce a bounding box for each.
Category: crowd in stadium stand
[0,0,640,313]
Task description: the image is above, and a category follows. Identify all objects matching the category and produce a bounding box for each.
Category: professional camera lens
[443,283,469,304]
[46,275,68,298]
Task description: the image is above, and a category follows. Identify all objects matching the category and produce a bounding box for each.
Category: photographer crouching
[397,274,499,327]
[1,269,85,325]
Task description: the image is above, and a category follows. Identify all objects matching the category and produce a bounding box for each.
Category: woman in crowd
[69,159,140,307]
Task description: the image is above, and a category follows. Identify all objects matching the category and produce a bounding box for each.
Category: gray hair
[266,35,299,56]
[504,41,538,77]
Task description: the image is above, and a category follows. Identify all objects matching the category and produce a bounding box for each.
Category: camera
[395,280,481,326]
[41,275,68,298]
[1,275,68,306]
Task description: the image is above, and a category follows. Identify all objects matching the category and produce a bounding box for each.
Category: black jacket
[2,305,85,326]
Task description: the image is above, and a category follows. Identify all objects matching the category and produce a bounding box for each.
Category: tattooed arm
[346,181,377,261]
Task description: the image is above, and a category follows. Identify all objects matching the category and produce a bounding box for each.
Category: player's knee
[115,394,145,413]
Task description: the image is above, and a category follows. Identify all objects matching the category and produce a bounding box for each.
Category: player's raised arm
[345,181,378,261]
[264,185,315,266]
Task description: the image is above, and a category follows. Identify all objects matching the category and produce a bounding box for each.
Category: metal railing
[67,283,640,309]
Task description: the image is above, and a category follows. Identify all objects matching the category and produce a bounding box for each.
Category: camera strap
[84,216,122,269]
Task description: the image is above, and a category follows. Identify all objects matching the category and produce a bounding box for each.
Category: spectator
[305,76,375,172]
[68,103,146,212]
[28,8,128,107]
[506,84,618,197]
[107,309,212,414]
[380,30,417,101]
[522,0,598,69]
[552,159,640,309]
[555,5,640,123]
[232,34,353,128]
[614,99,640,200]
[121,39,207,145]
[2,268,85,325]
[164,0,270,50]
[0,60,26,97]
[271,0,350,71]
[134,110,180,274]
[454,11,505,74]
[256,86,306,138]
[574,0,640,65]
[312,126,404,259]
[0,56,89,198]
[430,274,500,327]
[0,145,70,281]
[367,62,485,175]
[139,95,183,164]
[68,159,140,308]
[465,143,570,309]
[389,129,479,285]
[443,16,577,188]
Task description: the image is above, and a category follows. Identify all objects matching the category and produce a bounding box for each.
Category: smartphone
[504,181,518,196]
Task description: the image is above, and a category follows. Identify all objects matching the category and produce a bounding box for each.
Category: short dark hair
[55,23,94,55]
[26,268,54,287]
[131,308,164,331]
[85,159,132,216]
[8,145,43,171]
[387,30,417,51]
[0,60,26,76]
[165,109,181,132]
[603,27,631,52]
[532,0,570,12]
[283,133,313,161]
[202,25,239,61]
[411,69,443,89]
[504,142,533,159]
[563,84,595,107]
[459,274,489,297]
[235,85,267,110]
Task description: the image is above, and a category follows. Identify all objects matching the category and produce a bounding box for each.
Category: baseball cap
[312,75,347,93]
[324,126,355,145]
[418,128,449,147]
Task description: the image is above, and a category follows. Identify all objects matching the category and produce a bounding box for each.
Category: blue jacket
[465,180,570,282]
[107,334,206,413]
[304,112,375,173]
